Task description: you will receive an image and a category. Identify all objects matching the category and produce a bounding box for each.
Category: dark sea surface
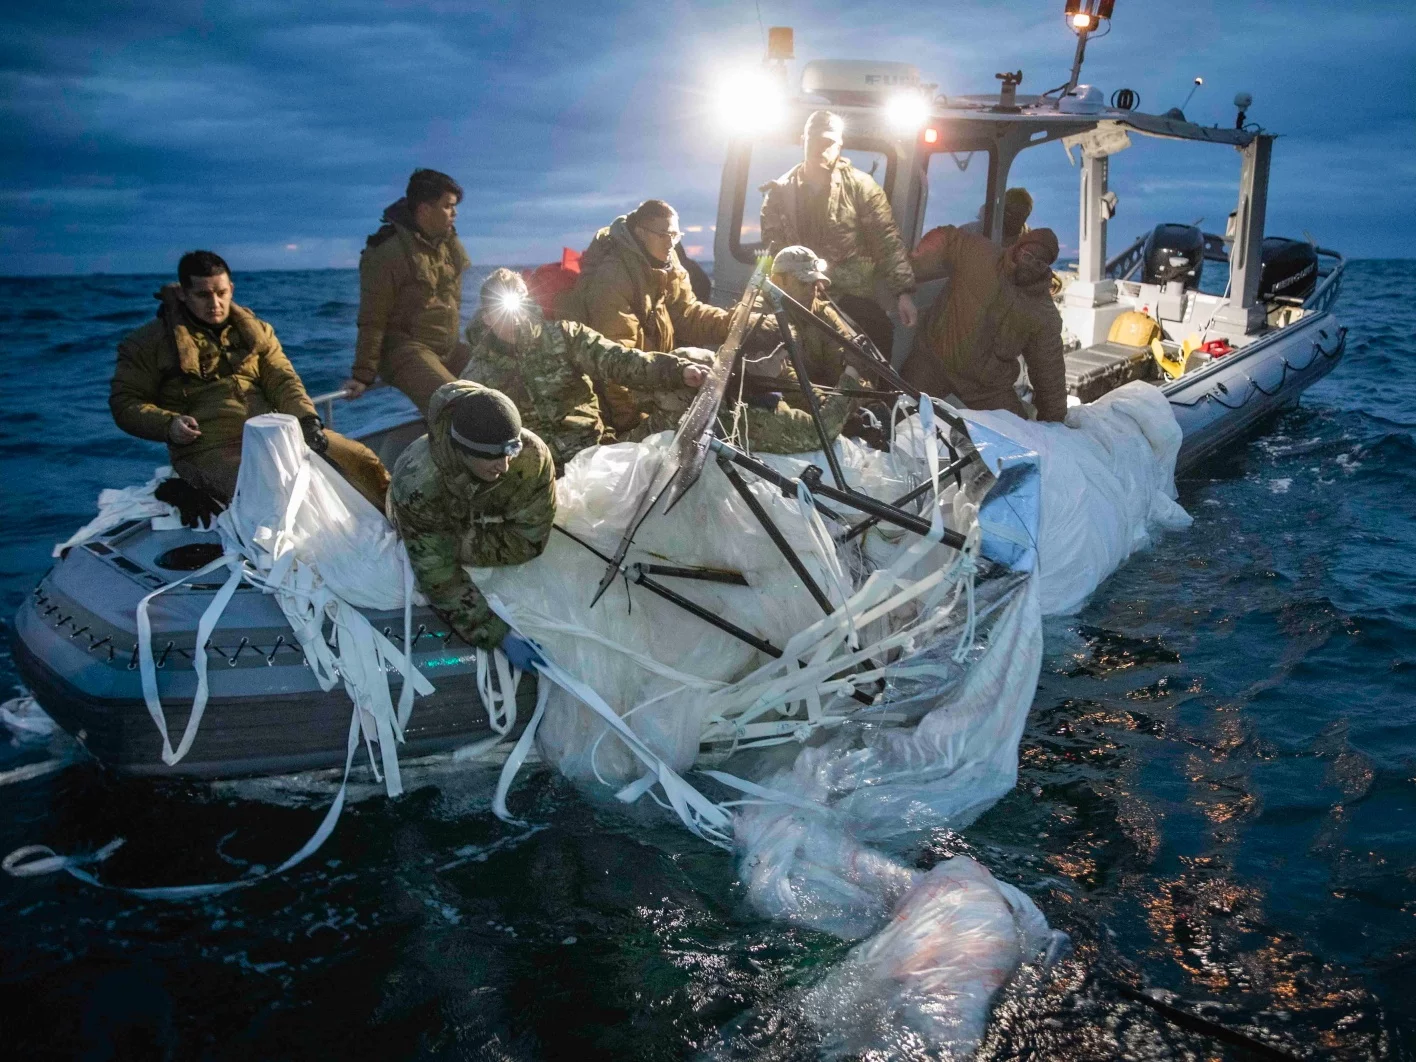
[1,263,1413,1060]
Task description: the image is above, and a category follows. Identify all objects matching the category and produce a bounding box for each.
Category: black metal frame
[576,276,989,716]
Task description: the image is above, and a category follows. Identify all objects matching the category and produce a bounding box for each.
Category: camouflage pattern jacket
[751,290,858,387]
[110,286,316,462]
[557,215,733,432]
[759,161,916,301]
[902,225,1067,422]
[388,380,557,650]
[351,198,472,384]
[462,314,691,472]
[720,374,856,455]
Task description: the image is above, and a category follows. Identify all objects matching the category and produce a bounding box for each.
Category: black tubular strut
[716,455,835,616]
[555,525,779,656]
[763,280,971,437]
[767,294,847,490]
[837,449,975,545]
[633,563,749,587]
[554,524,874,707]
[709,439,969,552]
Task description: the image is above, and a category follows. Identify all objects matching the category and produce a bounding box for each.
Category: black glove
[154,477,226,530]
[299,414,330,455]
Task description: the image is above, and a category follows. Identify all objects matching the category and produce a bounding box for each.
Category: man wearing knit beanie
[900,221,1069,423]
[388,379,557,671]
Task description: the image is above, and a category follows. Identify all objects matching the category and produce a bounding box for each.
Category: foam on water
[2,264,1413,1059]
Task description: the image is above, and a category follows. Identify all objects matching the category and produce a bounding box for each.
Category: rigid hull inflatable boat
[13,41,1346,782]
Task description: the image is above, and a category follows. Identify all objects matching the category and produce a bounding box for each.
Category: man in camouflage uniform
[387,380,555,668]
[110,250,389,511]
[712,245,861,454]
[763,245,858,387]
[719,370,857,455]
[343,169,472,415]
[463,269,708,473]
[759,110,917,358]
[557,198,747,436]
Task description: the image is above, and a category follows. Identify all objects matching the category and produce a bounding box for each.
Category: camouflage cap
[771,245,830,285]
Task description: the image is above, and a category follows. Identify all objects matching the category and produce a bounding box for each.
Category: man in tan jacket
[901,227,1068,422]
[343,169,472,414]
[558,199,736,435]
[110,251,389,509]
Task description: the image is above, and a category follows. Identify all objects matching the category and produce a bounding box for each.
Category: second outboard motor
[1141,223,1205,289]
[1258,237,1319,303]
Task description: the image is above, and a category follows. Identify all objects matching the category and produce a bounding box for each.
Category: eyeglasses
[640,226,683,243]
[1015,249,1050,268]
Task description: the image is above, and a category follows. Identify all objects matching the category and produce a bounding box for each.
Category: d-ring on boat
[11,9,1345,781]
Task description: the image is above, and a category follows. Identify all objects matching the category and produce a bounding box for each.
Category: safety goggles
[449,425,523,459]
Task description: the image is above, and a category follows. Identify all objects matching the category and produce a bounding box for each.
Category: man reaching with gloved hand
[109,250,390,519]
[387,380,555,672]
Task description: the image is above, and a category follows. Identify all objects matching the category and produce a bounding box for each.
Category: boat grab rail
[1303,248,1345,316]
[309,382,388,430]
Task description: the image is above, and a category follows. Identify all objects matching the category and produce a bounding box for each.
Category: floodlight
[715,69,786,135]
[884,91,930,134]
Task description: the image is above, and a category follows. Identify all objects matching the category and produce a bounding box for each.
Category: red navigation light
[923,127,939,145]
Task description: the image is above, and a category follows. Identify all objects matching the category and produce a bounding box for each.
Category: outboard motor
[1141,224,1205,289]
[1258,237,1319,303]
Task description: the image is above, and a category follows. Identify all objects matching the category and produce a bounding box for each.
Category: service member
[766,245,857,386]
[110,251,390,512]
[901,226,1068,422]
[387,381,555,670]
[759,110,917,357]
[464,269,707,473]
[558,198,734,434]
[344,169,472,414]
[961,187,1035,249]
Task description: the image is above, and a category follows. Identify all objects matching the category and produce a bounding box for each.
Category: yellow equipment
[1107,310,1163,348]
[1151,337,1194,380]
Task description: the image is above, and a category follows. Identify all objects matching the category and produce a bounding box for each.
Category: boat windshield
[920,147,993,237]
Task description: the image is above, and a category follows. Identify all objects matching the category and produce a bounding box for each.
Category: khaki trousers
[381,340,472,416]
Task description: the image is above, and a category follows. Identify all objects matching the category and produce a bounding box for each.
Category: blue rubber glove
[499,632,546,673]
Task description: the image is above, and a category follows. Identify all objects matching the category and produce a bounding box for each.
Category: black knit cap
[448,389,524,458]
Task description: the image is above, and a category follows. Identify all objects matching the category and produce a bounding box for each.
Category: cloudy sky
[3,0,1413,275]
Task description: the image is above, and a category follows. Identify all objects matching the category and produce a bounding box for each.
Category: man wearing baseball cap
[901,224,1068,422]
[759,110,917,358]
[767,245,862,387]
[387,379,556,671]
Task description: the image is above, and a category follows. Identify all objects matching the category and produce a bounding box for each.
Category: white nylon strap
[3,706,362,900]
[135,554,245,766]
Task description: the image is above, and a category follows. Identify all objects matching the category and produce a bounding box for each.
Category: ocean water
[1,263,1413,1059]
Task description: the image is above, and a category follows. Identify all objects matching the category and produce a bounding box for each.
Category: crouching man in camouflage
[387,380,556,671]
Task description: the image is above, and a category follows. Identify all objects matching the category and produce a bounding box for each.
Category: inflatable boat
[11,41,1346,784]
